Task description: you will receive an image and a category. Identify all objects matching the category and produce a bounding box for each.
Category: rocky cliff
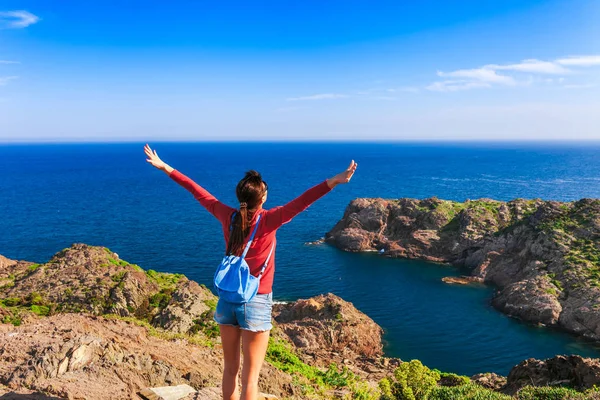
[2,244,600,399]
[0,244,391,399]
[325,197,600,340]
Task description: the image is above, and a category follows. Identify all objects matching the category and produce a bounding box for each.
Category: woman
[144,144,357,400]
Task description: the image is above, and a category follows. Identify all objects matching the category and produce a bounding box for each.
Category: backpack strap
[257,242,275,279]
[241,214,262,259]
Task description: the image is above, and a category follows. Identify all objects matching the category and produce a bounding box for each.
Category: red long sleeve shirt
[169,169,332,294]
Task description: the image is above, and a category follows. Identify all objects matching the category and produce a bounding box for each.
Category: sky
[0,0,599,142]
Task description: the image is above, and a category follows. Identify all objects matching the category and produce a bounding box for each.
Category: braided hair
[226,170,268,256]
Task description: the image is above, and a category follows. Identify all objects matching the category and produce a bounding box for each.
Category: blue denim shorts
[213,292,273,332]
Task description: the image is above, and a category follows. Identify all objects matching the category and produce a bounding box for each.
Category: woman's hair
[227,170,268,256]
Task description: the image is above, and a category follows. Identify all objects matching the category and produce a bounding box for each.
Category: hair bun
[245,170,262,179]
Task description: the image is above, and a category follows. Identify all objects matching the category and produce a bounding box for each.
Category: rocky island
[1,244,600,399]
[325,197,600,341]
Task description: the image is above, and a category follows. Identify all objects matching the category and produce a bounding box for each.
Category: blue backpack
[214,213,274,304]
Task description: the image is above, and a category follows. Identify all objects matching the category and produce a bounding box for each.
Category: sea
[2,142,600,376]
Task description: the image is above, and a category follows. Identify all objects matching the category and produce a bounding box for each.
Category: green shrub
[1,297,21,307]
[111,271,127,283]
[149,290,173,310]
[145,269,184,290]
[516,386,588,400]
[25,292,44,306]
[381,360,441,400]
[27,263,42,273]
[437,372,471,387]
[30,304,50,316]
[430,383,511,400]
[204,299,217,311]
[266,337,359,391]
[188,310,219,338]
[2,313,21,326]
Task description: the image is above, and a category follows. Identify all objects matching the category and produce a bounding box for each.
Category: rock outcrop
[273,293,389,378]
[504,355,600,394]
[325,197,600,339]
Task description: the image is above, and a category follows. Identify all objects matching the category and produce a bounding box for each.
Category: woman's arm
[144,144,234,221]
[263,160,358,230]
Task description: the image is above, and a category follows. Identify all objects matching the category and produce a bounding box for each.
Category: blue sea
[2,142,600,376]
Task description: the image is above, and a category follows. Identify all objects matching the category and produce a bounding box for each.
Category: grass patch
[189,310,219,338]
[429,383,511,400]
[30,304,50,316]
[265,336,375,398]
[1,313,21,326]
[145,269,185,291]
[1,297,21,307]
[149,289,173,310]
[108,257,130,268]
[26,263,42,274]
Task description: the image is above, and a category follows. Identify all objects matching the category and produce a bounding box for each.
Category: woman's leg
[220,324,242,400]
[240,329,270,400]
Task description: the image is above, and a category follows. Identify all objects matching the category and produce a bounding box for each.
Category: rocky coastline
[325,197,600,342]
[1,244,600,399]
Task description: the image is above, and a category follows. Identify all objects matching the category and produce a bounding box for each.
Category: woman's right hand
[327,160,358,188]
[144,144,172,173]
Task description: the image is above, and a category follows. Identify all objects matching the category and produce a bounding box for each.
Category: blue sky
[0,0,599,142]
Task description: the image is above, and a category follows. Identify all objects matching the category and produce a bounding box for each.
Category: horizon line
[2,138,600,146]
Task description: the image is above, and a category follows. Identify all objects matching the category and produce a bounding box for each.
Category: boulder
[504,355,600,394]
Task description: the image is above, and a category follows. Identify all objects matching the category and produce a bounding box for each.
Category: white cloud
[0,60,19,64]
[0,10,39,29]
[286,93,348,101]
[488,59,570,75]
[426,80,491,92]
[556,56,600,67]
[0,76,18,86]
[437,68,516,85]
[429,54,600,93]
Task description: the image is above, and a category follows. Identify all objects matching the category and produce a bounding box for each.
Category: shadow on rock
[0,393,64,400]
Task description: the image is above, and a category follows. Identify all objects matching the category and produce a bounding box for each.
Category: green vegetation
[516,385,600,400]
[30,304,50,316]
[566,239,600,287]
[436,372,471,387]
[1,297,21,307]
[1,312,21,326]
[108,257,130,268]
[204,298,217,311]
[380,360,440,400]
[0,295,53,324]
[145,269,185,290]
[432,201,467,220]
[266,336,378,399]
[25,292,44,306]
[26,263,42,274]
[148,289,173,310]
[429,383,511,400]
[189,309,219,338]
[377,360,600,400]
[111,270,127,283]
[467,200,502,216]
